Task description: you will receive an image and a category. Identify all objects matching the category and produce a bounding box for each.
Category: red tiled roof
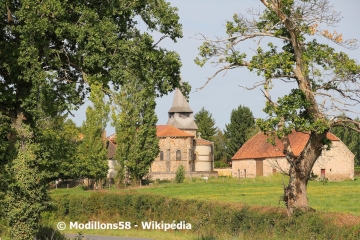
[195,138,213,146]
[156,125,193,137]
[232,131,339,160]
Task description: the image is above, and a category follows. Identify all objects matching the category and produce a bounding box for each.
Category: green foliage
[331,118,360,166]
[194,107,217,141]
[47,192,360,240]
[214,160,229,168]
[212,128,228,166]
[256,89,328,143]
[1,0,184,237]
[112,78,159,182]
[36,116,82,180]
[76,84,109,182]
[175,164,186,183]
[36,226,67,240]
[355,167,360,176]
[3,123,50,240]
[224,105,255,159]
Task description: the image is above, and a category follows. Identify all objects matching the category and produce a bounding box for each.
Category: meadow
[136,175,360,215]
[51,174,360,216]
[40,175,360,240]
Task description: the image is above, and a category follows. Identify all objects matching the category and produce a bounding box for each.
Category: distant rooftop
[232,131,339,160]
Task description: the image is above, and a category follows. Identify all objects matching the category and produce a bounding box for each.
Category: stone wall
[313,141,354,180]
[214,168,232,177]
[152,136,193,172]
[149,171,218,180]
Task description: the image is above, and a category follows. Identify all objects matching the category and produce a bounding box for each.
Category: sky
[71,0,360,135]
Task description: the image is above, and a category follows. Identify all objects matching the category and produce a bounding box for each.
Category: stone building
[231,131,354,181]
[107,88,216,180]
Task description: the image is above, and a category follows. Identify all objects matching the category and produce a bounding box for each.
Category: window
[160,151,164,161]
[179,113,190,118]
[176,150,181,160]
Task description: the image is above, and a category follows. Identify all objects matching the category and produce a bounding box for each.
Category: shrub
[175,164,186,183]
[355,167,360,176]
[214,160,229,168]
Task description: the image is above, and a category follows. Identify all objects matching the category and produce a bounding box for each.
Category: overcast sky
[71,0,360,135]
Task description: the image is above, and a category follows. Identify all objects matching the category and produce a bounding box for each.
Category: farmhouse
[107,88,216,180]
[231,131,354,180]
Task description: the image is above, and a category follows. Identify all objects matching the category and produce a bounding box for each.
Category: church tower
[167,88,198,136]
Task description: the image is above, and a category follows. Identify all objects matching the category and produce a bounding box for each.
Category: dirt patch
[323,213,360,227]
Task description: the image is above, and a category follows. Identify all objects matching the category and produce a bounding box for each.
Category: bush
[214,160,229,168]
[355,167,360,176]
[175,164,186,183]
[36,226,68,240]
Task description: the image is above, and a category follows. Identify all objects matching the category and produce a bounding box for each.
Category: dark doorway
[321,169,325,179]
[256,159,264,176]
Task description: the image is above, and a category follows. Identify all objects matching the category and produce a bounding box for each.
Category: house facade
[231,131,354,181]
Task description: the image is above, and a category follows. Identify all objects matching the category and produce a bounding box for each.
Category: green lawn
[50,174,360,216]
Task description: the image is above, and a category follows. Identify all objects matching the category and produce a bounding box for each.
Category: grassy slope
[51,175,360,216]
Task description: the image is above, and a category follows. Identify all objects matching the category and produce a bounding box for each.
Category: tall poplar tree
[224,105,256,159]
[112,79,159,184]
[76,84,109,187]
[194,107,217,141]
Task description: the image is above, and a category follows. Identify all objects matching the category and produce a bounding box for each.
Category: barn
[231,131,354,180]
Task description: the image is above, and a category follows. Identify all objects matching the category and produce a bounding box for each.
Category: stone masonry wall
[149,171,218,180]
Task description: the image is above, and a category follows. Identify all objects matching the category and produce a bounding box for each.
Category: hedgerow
[45,192,360,240]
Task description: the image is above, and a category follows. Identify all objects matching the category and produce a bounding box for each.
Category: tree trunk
[283,132,326,216]
[284,165,311,216]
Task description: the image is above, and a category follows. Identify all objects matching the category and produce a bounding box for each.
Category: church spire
[167,87,198,134]
[168,88,193,113]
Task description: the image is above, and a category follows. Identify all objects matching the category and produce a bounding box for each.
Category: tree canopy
[0,0,184,238]
[224,105,256,160]
[194,107,217,141]
[196,0,360,215]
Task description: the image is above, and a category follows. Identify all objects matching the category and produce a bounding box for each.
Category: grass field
[51,174,360,216]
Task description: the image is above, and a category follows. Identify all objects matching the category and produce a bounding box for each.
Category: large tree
[112,78,159,184]
[0,0,184,238]
[194,107,217,141]
[224,105,256,160]
[196,0,360,215]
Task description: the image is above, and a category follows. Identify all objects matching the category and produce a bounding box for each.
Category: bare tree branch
[152,35,169,48]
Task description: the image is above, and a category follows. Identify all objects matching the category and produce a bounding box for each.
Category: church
[107,88,216,180]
